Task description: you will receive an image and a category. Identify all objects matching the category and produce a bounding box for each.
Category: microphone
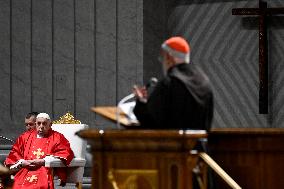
[116,77,158,128]
[145,77,158,89]
[145,77,158,96]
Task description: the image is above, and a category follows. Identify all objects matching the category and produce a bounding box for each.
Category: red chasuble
[5,130,74,189]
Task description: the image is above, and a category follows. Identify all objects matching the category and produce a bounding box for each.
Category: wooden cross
[33,148,44,159]
[26,175,38,183]
[232,0,284,114]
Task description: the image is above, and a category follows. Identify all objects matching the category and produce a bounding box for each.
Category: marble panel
[11,0,32,136]
[32,0,53,115]
[74,0,96,126]
[53,0,75,117]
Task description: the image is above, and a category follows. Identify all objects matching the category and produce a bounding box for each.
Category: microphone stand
[116,93,135,129]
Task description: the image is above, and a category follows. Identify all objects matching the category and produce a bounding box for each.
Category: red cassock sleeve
[48,131,74,166]
[4,132,32,167]
[48,131,75,185]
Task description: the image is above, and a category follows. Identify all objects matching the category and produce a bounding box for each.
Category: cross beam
[232,1,284,114]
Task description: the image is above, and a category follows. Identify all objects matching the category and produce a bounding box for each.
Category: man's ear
[166,53,175,67]
[165,53,171,61]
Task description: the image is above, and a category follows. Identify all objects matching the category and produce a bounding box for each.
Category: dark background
[1,0,284,140]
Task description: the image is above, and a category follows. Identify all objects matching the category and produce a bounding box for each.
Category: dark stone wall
[0,0,143,140]
[143,0,284,128]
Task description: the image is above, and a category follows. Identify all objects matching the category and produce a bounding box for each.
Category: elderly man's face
[25,116,36,131]
[36,117,51,137]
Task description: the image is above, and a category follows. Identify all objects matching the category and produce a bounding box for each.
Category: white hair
[36,113,51,120]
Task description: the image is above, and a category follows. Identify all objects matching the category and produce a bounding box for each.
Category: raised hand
[133,85,148,103]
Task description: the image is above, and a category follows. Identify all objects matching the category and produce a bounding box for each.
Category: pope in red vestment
[4,113,74,189]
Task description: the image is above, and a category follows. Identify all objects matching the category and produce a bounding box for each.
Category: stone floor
[54,177,92,188]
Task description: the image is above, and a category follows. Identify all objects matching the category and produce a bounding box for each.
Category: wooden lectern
[77,129,207,189]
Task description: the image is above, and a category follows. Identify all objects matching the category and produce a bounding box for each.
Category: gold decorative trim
[108,169,120,189]
[52,112,81,124]
[108,169,158,189]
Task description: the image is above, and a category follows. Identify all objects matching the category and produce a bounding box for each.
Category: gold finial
[52,112,81,124]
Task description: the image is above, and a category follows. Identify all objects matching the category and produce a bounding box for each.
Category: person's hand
[20,160,32,168]
[133,85,148,102]
[26,159,45,170]
[28,159,45,166]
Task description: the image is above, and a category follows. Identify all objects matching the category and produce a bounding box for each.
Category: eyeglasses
[36,121,49,127]
[158,56,163,63]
